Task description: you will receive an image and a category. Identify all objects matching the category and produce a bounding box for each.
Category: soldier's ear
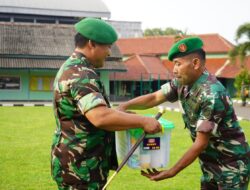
[192,58,201,70]
[88,40,96,49]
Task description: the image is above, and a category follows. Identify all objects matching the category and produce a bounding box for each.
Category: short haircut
[194,49,206,62]
[172,48,206,62]
[74,33,89,48]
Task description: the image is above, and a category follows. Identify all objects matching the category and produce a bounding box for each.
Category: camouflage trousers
[52,162,107,190]
[51,148,109,190]
[56,181,106,190]
[201,179,249,190]
[200,159,250,190]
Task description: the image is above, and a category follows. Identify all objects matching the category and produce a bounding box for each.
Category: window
[14,17,34,23]
[30,76,54,91]
[36,19,56,24]
[58,19,76,24]
[0,76,21,90]
[0,17,11,22]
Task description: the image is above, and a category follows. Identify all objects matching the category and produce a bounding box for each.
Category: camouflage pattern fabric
[161,71,250,189]
[51,52,118,190]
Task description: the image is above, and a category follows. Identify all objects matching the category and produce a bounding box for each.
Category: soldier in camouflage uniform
[51,18,162,190]
[118,37,250,189]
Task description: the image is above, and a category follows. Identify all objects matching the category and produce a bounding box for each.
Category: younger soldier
[118,37,250,190]
[51,18,162,190]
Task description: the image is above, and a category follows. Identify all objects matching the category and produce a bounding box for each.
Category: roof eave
[0,7,111,18]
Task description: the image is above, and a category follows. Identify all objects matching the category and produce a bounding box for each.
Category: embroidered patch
[178,43,187,52]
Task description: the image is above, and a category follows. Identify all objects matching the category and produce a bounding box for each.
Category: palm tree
[230,23,250,103]
[229,22,250,67]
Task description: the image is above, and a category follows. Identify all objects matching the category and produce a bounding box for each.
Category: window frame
[0,75,21,91]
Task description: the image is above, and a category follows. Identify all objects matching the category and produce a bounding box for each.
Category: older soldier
[51,18,162,190]
[118,37,250,190]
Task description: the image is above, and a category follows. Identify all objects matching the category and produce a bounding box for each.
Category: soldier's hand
[141,168,176,181]
[142,117,162,134]
[116,103,127,112]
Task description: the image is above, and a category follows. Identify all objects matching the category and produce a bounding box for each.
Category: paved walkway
[159,101,250,121]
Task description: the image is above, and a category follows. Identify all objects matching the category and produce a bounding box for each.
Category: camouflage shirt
[161,71,250,184]
[51,52,118,189]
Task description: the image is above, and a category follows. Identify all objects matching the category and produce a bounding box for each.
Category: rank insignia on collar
[178,43,187,52]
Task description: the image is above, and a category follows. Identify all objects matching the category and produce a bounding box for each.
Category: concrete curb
[232,99,250,105]
[0,103,52,107]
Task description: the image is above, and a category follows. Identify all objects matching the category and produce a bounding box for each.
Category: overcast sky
[102,0,250,44]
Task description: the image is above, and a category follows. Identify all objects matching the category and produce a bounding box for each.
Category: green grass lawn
[0,107,249,190]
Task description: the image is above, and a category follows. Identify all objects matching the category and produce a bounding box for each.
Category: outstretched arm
[85,106,162,134]
[141,131,210,181]
[118,90,166,111]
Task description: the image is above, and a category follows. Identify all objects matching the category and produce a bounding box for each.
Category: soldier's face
[173,56,197,86]
[91,43,111,68]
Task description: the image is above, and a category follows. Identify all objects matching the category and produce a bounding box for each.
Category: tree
[229,22,250,67]
[143,27,186,36]
[234,69,250,94]
[234,69,250,105]
[230,23,250,99]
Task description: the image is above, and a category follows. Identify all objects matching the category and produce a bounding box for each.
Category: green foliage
[0,107,250,190]
[236,22,250,40]
[144,27,185,37]
[229,22,250,66]
[234,69,250,95]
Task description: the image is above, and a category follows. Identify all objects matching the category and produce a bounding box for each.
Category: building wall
[218,78,237,97]
[0,69,111,101]
[0,69,56,101]
[100,71,110,96]
[226,79,237,97]
[107,20,143,38]
[29,69,56,100]
[0,69,29,100]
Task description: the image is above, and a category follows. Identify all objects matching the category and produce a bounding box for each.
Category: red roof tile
[110,55,171,81]
[162,60,174,79]
[205,58,228,75]
[116,34,234,56]
[111,54,249,81]
[116,36,174,55]
[140,56,172,79]
[216,57,250,78]
[163,58,228,77]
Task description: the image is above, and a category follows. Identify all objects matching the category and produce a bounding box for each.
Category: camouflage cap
[168,37,204,61]
[75,17,118,44]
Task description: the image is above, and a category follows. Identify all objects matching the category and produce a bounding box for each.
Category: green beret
[75,17,118,44]
[168,37,204,61]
